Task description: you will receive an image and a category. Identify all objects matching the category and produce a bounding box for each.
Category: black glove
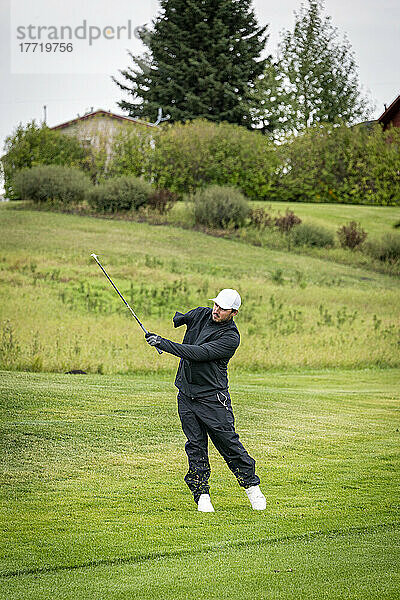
[145,332,162,346]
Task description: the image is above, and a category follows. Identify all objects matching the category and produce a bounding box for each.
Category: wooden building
[378,94,400,131]
[50,109,152,157]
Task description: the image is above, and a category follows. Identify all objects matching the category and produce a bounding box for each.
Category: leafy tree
[261,0,372,135]
[147,119,278,200]
[113,0,267,127]
[1,121,87,199]
[272,123,400,206]
[106,128,155,180]
[248,58,290,136]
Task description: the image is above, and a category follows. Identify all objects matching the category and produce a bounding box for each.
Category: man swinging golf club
[145,289,266,513]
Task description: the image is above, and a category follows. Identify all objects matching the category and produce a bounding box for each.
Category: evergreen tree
[113,0,267,127]
[254,0,372,136]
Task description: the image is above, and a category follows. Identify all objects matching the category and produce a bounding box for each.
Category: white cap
[210,289,241,310]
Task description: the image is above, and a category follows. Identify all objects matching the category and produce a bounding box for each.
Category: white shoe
[245,485,266,510]
[198,494,215,512]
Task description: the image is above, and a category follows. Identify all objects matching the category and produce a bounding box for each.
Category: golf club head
[90,253,98,260]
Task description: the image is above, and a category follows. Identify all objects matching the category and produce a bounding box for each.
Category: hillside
[0,205,399,373]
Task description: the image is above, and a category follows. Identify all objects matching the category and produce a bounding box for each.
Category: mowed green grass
[0,369,399,598]
[0,205,399,373]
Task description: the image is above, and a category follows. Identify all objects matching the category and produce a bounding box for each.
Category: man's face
[212,303,238,323]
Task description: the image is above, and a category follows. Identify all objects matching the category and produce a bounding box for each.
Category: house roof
[378,94,400,125]
[354,119,377,130]
[51,109,152,131]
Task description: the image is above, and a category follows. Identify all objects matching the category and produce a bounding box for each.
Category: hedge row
[13,166,154,213]
[13,166,251,228]
[107,120,400,205]
[2,119,400,205]
[273,123,400,206]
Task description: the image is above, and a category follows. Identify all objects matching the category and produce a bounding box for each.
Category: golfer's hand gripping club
[145,332,162,347]
[90,253,162,355]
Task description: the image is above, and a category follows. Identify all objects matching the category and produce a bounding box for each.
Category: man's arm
[155,333,239,362]
[173,308,200,328]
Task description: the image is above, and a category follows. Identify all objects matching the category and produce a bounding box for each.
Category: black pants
[177,390,260,503]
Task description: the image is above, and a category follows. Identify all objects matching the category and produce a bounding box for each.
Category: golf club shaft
[91,254,162,355]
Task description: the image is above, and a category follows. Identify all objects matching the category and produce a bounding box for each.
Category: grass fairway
[1,369,399,599]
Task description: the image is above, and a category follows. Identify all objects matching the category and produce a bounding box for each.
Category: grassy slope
[0,369,399,598]
[169,200,400,275]
[1,203,399,597]
[0,206,399,373]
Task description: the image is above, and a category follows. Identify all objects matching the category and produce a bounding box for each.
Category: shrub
[1,121,88,199]
[274,210,302,234]
[273,209,302,251]
[13,165,91,205]
[86,175,152,212]
[147,189,178,214]
[292,222,335,248]
[150,119,278,200]
[337,221,367,250]
[271,268,284,285]
[192,185,250,229]
[366,233,400,262]
[249,207,274,229]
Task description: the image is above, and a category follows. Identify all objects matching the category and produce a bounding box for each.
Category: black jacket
[157,307,240,398]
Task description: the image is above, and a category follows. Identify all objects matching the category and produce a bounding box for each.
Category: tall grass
[0,207,399,373]
[12,196,400,275]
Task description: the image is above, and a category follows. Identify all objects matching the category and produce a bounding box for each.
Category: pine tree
[113,0,267,127]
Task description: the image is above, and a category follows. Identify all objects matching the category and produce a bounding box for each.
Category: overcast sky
[0,0,399,176]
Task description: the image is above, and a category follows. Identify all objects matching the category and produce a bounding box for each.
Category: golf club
[90,253,162,355]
